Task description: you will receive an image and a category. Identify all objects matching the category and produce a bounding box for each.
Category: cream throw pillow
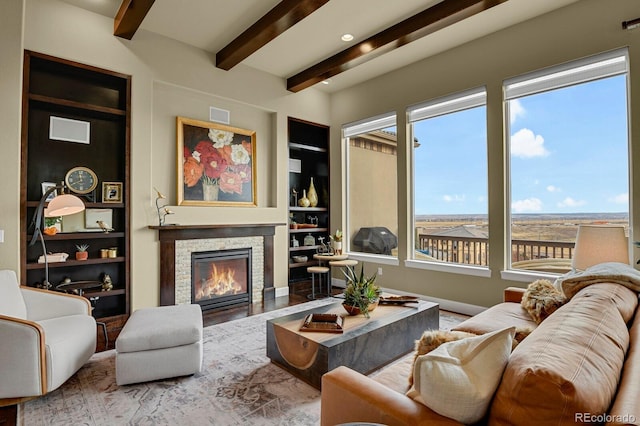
[406,326,515,424]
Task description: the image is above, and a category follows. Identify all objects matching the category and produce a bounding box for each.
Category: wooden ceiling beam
[114,0,156,40]
[216,0,330,71]
[287,0,507,92]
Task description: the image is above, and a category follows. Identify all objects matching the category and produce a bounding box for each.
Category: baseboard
[275,286,289,298]
[377,287,485,316]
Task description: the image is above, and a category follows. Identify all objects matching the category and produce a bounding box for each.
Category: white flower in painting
[230,144,250,165]
[191,150,201,162]
[208,129,234,148]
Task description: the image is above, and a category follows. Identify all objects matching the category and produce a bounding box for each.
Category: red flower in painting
[183,157,204,187]
[195,141,227,179]
[219,171,243,194]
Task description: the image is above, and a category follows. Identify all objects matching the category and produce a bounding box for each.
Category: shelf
[27,201,125,209]
[26,256,125,270]
[288,260,319,269]
[289,227,327,234]
[289,206,328,212]
[289,142,327,153]
[29,232,125,241]
[83,288,126,298]
[290,245,323,252]
[29,93,126,117]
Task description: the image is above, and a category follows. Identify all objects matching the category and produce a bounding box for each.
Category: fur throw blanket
[555,262,640,299]
[521,279,566,324]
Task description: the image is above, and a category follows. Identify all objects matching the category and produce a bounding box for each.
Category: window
[408,87,488,269]
[343,113,398,258]
[505,49,629,273]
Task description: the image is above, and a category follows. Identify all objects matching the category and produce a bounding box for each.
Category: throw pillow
[521,279,566,324]
[408,329,477,386]
[406,327,515,424]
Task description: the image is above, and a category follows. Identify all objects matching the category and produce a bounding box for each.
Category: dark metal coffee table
[266,297,439,389]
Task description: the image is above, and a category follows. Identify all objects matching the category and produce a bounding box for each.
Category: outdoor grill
[352,227,398,255]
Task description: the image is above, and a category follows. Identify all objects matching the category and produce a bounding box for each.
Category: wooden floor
[202,279,339,327]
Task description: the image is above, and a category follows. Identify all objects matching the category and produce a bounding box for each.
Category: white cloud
[512,198,542,213]
[510,128,549,158]
[609,193,628,204]
[443,194,465,202]
[546,185,561,192]
[509,99,525,123]
[558,197,586,208]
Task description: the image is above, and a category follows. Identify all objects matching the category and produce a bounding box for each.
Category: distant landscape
[415,212,629,242]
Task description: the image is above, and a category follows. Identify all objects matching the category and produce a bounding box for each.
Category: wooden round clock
[65,166,98,194]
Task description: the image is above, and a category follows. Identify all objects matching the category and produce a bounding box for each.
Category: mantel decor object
[154,187,174,226]
[177,116,257,207]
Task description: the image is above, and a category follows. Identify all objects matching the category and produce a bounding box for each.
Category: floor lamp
[28,185,85,289]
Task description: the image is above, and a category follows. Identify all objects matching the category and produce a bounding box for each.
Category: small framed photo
[41,182,57,202]
[102,182,123,203]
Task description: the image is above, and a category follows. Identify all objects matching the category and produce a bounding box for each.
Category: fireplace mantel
[150,223,285,306]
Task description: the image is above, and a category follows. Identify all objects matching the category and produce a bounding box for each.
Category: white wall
[329,0,640,308]
[2,0,330,309]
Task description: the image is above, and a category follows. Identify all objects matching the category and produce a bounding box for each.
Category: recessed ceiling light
[322,79,331,85]
[341,34,354,42]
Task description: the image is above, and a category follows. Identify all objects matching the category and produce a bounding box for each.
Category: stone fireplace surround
[151,224,282,306]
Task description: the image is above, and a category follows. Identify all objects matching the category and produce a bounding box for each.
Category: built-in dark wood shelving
[20,50,131,347]
[288,117,330,283]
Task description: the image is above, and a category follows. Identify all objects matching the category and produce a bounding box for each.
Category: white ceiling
[60,0,578,93]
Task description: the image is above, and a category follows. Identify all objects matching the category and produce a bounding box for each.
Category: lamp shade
[45,194,85,217]
[572,225,629,270]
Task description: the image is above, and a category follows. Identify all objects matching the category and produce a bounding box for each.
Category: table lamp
[28,185,85,288]
[572,224,629,271]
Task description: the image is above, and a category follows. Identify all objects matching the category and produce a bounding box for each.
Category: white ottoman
[116,304,203,385]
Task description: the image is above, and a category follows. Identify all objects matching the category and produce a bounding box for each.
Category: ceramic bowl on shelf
[292,255,308,263]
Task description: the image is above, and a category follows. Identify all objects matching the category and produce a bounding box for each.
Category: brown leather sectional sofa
[321,283,640,425]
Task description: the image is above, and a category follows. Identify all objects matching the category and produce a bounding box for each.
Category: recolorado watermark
[575,413,637,423]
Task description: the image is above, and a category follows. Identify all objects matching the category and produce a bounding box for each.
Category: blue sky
[413,75,628,215]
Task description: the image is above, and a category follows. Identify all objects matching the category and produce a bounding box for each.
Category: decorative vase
[298,189,310,207]
[303,233,315,246]
[203,181,219,201]
[332,240,342,255]
[307,177,318,207]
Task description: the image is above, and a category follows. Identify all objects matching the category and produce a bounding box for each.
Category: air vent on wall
[209,107,230,124]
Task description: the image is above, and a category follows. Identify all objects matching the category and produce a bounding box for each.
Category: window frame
[406,86,491,277]
[502,48,631,280]
[342,112,399,264]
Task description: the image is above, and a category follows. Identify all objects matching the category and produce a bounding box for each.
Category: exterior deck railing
[417,234,575,266]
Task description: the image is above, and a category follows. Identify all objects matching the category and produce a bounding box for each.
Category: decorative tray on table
[379,295,420,305]
[299,313,344,333]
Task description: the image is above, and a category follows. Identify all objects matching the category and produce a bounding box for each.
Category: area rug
[21,298,466,426]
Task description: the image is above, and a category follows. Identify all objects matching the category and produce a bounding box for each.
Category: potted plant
[75,244,89,261]
[342,265,381,318]
[329,229,343,254]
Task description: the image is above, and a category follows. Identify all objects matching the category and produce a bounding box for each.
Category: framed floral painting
[177,117,257,206]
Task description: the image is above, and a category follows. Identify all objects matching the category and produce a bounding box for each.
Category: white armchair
[0,270,96,401]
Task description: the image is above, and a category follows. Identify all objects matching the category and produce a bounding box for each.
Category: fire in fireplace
[191,248,252,311]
